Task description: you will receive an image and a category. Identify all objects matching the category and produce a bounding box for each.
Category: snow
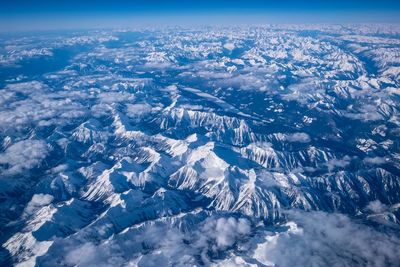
[2,24,400,267]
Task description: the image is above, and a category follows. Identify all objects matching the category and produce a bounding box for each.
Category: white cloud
[38,211,400,267]
[126,103,153,118]
[202,217,251,249]
[37,216,252,266]
[65,242,100,267]
[325,156,352,171]
[253,210,400,267]
[343,104,383,121]
[24,194,54,215]
[0,81,88,130]
[364,156,386,165]
[223,43,235,51]
[0,140,51,175]
[284,133,311,143]
[98,92,135,104]
[366,200,388,213]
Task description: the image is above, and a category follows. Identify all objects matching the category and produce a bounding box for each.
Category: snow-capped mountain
[0,24,400,266]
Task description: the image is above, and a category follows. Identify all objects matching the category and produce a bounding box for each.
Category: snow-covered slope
[1,24,400,266]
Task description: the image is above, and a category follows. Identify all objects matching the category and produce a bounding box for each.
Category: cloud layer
[0,139,50,175]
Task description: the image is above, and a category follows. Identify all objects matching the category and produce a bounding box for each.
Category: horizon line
[1,11,400,33]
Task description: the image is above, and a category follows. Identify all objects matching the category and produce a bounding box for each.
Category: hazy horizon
[1,0,400,32]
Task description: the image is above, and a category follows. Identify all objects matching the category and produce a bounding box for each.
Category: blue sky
[1,0,400,30]
[3,0,400,13]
